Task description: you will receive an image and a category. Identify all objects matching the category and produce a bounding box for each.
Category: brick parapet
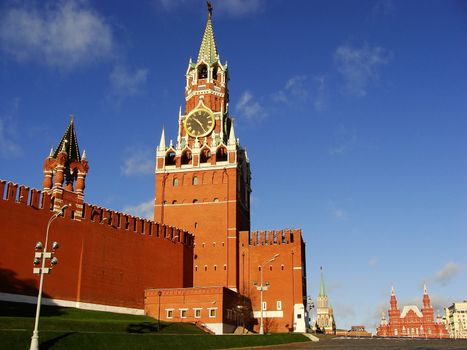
[0,179,194,247]
[248,229,303,247]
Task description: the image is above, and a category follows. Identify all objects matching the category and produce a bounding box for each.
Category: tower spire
[159,128,166,150]
[228,120,236,146]
[197,2,218,65]
[53,115,81,162]
[319,266,326,297]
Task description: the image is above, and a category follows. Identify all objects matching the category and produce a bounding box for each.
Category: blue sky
[1,0,466,332]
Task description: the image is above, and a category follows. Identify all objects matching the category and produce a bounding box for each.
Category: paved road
[252,338,467,350]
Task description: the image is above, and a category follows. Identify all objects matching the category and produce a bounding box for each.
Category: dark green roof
[53,115,81,162]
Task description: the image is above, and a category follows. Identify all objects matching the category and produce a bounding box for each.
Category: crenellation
[30,189,41,208]
[111,211,120,228]
[246,229,304,247]
[18,185,30,205]
[0,179,194,248]
[42,191,53,211]
[153,222,160,237]
[259,230,266,245]
[268,230,275,245]
[91,206,102,223]
[121,214,130,230]
[128,216,137,232]
[6,182,18,201]
[102,208,111,225]
[0,180,6,200]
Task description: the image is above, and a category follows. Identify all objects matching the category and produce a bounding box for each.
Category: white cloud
[0,0,113,70]
[369,257,379,268]
[334,43,392,97]
[372,0,395,17]
[0,99,21,159]
[121,147,154,176]
[334,209,346,220]
[433,262,460,286]
[236,91,266,120]
[109,65,149,97]
[328,126,357,156]
[328,200,348,221]
[123,199,153,220]
[216,0,264,16]
[272,75,328,111]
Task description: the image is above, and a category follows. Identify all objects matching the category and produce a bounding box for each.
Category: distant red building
[377,285,449,338]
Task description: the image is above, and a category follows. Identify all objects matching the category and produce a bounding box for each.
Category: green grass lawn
[0,301,309,349]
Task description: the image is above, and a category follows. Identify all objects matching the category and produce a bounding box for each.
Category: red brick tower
[154,7,251,291]
[388,286,401,330]
[43,116,88,217]
[421,283,434,323]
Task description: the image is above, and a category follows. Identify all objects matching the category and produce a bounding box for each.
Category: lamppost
[254,253,279,335]
[29,204,67,350]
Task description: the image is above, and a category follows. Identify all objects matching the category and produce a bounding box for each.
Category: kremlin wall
[0,180,193,312]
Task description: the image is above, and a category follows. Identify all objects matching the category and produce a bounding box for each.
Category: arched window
[165,151,176,166]
[173,178,179,186]
[172,200,177,204]
[213,198,219,202]
[212,65,218,80]
[193,199,199,204]
[192,176,199,185]
[216,146,227,162]
[198,64,208,79]
[181,149,192,165]
[200,147,211,163]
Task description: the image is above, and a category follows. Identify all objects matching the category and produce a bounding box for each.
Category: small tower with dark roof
[43,115,89,216]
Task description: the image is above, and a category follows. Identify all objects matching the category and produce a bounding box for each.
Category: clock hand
[192,117,206,132]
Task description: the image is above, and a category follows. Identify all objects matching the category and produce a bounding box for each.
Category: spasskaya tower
[154,4,251,291]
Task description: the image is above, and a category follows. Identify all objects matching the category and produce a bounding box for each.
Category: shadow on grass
[40,332,75,349]
[126,322,166,334]
[126,322,206,335]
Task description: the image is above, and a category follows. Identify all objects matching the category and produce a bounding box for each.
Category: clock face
[184,108,215,137]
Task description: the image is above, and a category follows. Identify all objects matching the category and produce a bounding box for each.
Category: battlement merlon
[0,179,194,247]
[238,228,304,247]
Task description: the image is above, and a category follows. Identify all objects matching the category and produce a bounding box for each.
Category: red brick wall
[145,286,253,333]
[154,167,248,290]
[239,229,307,333]
[0,180,193,309]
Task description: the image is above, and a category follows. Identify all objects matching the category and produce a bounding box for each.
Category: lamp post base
[30,330,39,350]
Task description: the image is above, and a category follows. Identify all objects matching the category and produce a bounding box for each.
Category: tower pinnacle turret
[43,116,89,216]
